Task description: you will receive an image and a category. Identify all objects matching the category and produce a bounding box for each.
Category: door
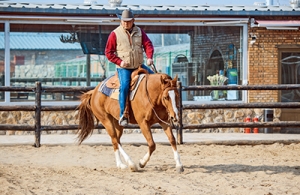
[279,49,300,133]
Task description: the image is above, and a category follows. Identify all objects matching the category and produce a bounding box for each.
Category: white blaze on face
[168,90,179,120]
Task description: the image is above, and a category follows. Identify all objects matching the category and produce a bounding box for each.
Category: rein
[145,74,172,126]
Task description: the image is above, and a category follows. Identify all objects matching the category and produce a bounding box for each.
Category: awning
[251,19,300,30]
[256,20,300,27]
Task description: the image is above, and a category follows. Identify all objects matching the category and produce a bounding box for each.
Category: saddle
[106,66,148,90]
[100,66,148,120]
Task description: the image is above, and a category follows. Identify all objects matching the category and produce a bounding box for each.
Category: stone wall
[0,108,281,135]
[0,111,79,135]
[182,108,281,133]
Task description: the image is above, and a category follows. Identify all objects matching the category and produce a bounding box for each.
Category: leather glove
[147,59,153,66]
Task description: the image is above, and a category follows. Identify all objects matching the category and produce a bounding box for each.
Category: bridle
[145,74,178,127]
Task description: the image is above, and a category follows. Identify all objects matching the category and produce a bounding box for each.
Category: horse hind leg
[114,148,127,170]
[116,143,138,172]
[104,118,138,172]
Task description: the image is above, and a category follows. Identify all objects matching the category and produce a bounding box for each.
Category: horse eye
[164,96,169,100]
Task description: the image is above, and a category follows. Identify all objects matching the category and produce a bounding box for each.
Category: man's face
[121,19,134,30]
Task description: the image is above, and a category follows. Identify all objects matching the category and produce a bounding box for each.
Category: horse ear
[173,74,178,82]
[160,74,168,84]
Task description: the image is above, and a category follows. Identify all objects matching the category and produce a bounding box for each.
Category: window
[149,26,244,102]
[279,49,300,133]
[0,21,247,103]
[280,50,300,102]
[0,25,107,101]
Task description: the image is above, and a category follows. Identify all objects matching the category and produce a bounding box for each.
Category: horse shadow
[185,164,300,175]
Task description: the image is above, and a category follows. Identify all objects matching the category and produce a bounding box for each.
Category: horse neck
[143,74,164,106]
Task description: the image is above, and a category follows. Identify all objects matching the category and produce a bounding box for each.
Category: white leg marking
[139,152,150,168]
[173,148,184,173]
[114,150,127,169]
[118,144,138,171]
[168,90,179,120]
[172,149,182,167]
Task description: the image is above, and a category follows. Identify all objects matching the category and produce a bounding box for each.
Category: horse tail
[77,90,95,144]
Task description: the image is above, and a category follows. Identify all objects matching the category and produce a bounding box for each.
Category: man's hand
[147,59,153,65]
[120,61,129,68]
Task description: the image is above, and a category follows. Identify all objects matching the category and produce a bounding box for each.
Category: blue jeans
[117,64,154,118]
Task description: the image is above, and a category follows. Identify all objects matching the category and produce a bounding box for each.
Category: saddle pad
[99,75,114,96]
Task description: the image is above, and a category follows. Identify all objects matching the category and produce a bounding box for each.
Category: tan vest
[114,25,144,69]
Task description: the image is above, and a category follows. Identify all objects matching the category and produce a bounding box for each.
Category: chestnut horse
[77,73,184,173]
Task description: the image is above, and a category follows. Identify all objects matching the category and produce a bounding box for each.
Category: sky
[0,0,292,6]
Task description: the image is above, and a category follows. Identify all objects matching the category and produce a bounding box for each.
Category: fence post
[34,82,42,147]
[177,81,183,144]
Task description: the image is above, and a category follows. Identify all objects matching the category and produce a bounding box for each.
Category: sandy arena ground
[0,143,300,195]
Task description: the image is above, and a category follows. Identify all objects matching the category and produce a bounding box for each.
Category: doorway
[279,49,300,133]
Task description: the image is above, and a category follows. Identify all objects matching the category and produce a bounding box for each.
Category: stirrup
[118,115,128,126]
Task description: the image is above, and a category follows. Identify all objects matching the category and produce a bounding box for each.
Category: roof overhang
[1,3,300,17]
[0,15,249,26]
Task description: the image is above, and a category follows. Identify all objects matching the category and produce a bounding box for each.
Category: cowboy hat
[118,9,134,21]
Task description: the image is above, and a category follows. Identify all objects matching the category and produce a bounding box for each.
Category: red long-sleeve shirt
[105,28,154,66]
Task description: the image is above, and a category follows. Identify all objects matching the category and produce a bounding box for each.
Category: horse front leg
[139,123,156,169]
[161,123,184,173]
[139,148,153,168]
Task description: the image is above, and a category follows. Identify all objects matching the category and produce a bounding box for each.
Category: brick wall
[248,17,300,102]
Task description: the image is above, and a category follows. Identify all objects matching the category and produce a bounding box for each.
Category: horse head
[160,74,180,128]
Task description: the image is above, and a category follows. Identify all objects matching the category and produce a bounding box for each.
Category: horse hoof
[139,162,145,168]
[176,166,184,173]
[118,164,128,170]
[129,164,138,172]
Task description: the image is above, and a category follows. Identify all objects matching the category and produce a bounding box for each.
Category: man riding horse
[105,9,155,126]
[78,12,183,171]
